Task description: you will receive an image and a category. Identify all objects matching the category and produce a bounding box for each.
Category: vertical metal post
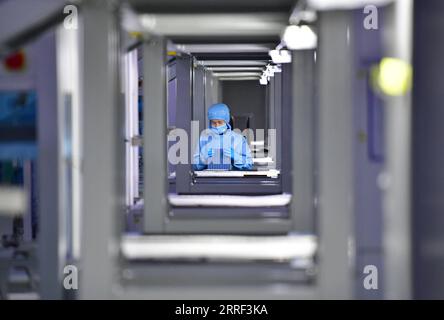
[316,11,355,299]
[268,77,275,133]
[37,31,62,299]
[274,72,282,170]
[281,63,293,193]
[124,50,139,207]
[143,37,168,233]
[204,70,220,115]
[204,69,211,119]
[79,0,123,299]
[23,160,33,242]
[291,50,315,233]
[382,0,413,299]
[193,64,206,132]
[174,55,193,195]
[266,77,275,164]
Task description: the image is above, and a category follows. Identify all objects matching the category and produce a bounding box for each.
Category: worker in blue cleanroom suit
[193,103,253,171]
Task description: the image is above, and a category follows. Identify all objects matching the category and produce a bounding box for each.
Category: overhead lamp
[269,49,292,64]
[259,76,267,85]
[271,65,282,73]
[258,63,283,84]
[264,68,274,78]
[282,25,317,50]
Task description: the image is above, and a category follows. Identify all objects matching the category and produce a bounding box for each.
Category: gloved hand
[199,148,213,165]
[222,147,233,159]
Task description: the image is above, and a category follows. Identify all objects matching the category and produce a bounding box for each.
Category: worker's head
[208,103,231,134]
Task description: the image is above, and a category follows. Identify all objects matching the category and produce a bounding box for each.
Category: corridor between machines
[1,0,443,300]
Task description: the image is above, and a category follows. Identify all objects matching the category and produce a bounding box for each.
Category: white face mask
[211,123,228,134]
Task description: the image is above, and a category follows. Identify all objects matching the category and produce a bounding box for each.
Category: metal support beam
[274,71,282,170]
[201,60,268,67]
[173,55,193,195]
[213,72,262,77]
[176,43,274,53]
[218,77,260,81]
[79,0,123,299]
[0,0,67,56]
[383,0,413,300]
[208,67,265,71]
[138,13,288,38]
[291,50,315,233]
[37,31,62,300]
[193,63,206,137]
[316,11,355,299]
[143,37,168,233]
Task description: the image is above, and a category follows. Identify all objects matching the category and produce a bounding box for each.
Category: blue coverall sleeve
[192,135,209,171]
[232,135,254,170]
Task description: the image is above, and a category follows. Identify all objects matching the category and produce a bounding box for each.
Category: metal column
[274,72,283,171]
[37,31,62,300]
[382,1,413,299]
[174,55,193,195]
[204,70,220,115]
[411,0,444,300]
[79,0,123,299]
[143,37,168,233]
[291,50,315,233]
[193,63,206,132]
[316,11,355,299]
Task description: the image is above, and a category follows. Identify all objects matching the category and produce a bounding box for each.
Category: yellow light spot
[358,131,367,143]
[129,31,142,39]
[371,57,412,96]
[167,51,177,56]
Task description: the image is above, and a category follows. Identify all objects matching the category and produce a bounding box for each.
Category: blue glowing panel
[0,90,37,159]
